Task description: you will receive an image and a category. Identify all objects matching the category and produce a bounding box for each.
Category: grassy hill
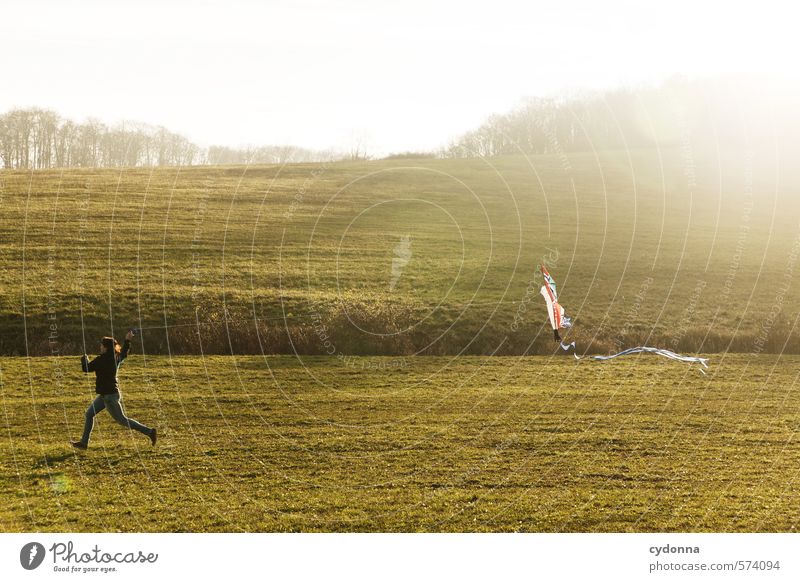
[3,148,800,534]
[1,146,798,355]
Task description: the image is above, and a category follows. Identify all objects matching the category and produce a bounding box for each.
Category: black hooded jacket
[81,340,131,394]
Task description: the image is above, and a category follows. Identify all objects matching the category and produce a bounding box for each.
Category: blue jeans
[80,393,153,445]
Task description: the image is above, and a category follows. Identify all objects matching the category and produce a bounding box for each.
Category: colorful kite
[538,265,709,371]
[539,265,572,343]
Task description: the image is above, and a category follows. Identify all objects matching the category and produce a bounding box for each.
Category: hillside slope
[1,147,797,355]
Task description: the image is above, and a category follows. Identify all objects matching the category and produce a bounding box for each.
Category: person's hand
[125,330,135,341]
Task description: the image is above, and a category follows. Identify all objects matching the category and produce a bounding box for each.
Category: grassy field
[2,353,799,532]
[1,147,799,356]
[2,149,799,533]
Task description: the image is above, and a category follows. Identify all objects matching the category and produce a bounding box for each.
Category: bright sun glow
[0,0,797,154]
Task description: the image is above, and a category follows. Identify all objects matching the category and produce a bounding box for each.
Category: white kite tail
[575,345,709,371]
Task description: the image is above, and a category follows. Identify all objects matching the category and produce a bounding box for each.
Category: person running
[71,330,156,449]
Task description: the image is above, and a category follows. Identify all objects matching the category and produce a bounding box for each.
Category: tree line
[443,76,783,158]
[0,108,340,169]
[3,77,788,168]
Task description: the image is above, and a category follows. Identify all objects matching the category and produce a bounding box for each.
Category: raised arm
[117,331,134,367]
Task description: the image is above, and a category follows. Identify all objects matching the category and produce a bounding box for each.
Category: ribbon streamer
[562,344,709,370]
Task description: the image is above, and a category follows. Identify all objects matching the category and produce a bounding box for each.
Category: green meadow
[1,148,798,357]
[2,149,799,532]
[1,354,799,532]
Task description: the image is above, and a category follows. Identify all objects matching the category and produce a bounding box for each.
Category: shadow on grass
[33,451,76,468]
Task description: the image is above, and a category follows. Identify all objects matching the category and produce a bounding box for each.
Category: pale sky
[1,0,797,155]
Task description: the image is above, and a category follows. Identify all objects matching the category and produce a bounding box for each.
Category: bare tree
[0,107,345,169]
